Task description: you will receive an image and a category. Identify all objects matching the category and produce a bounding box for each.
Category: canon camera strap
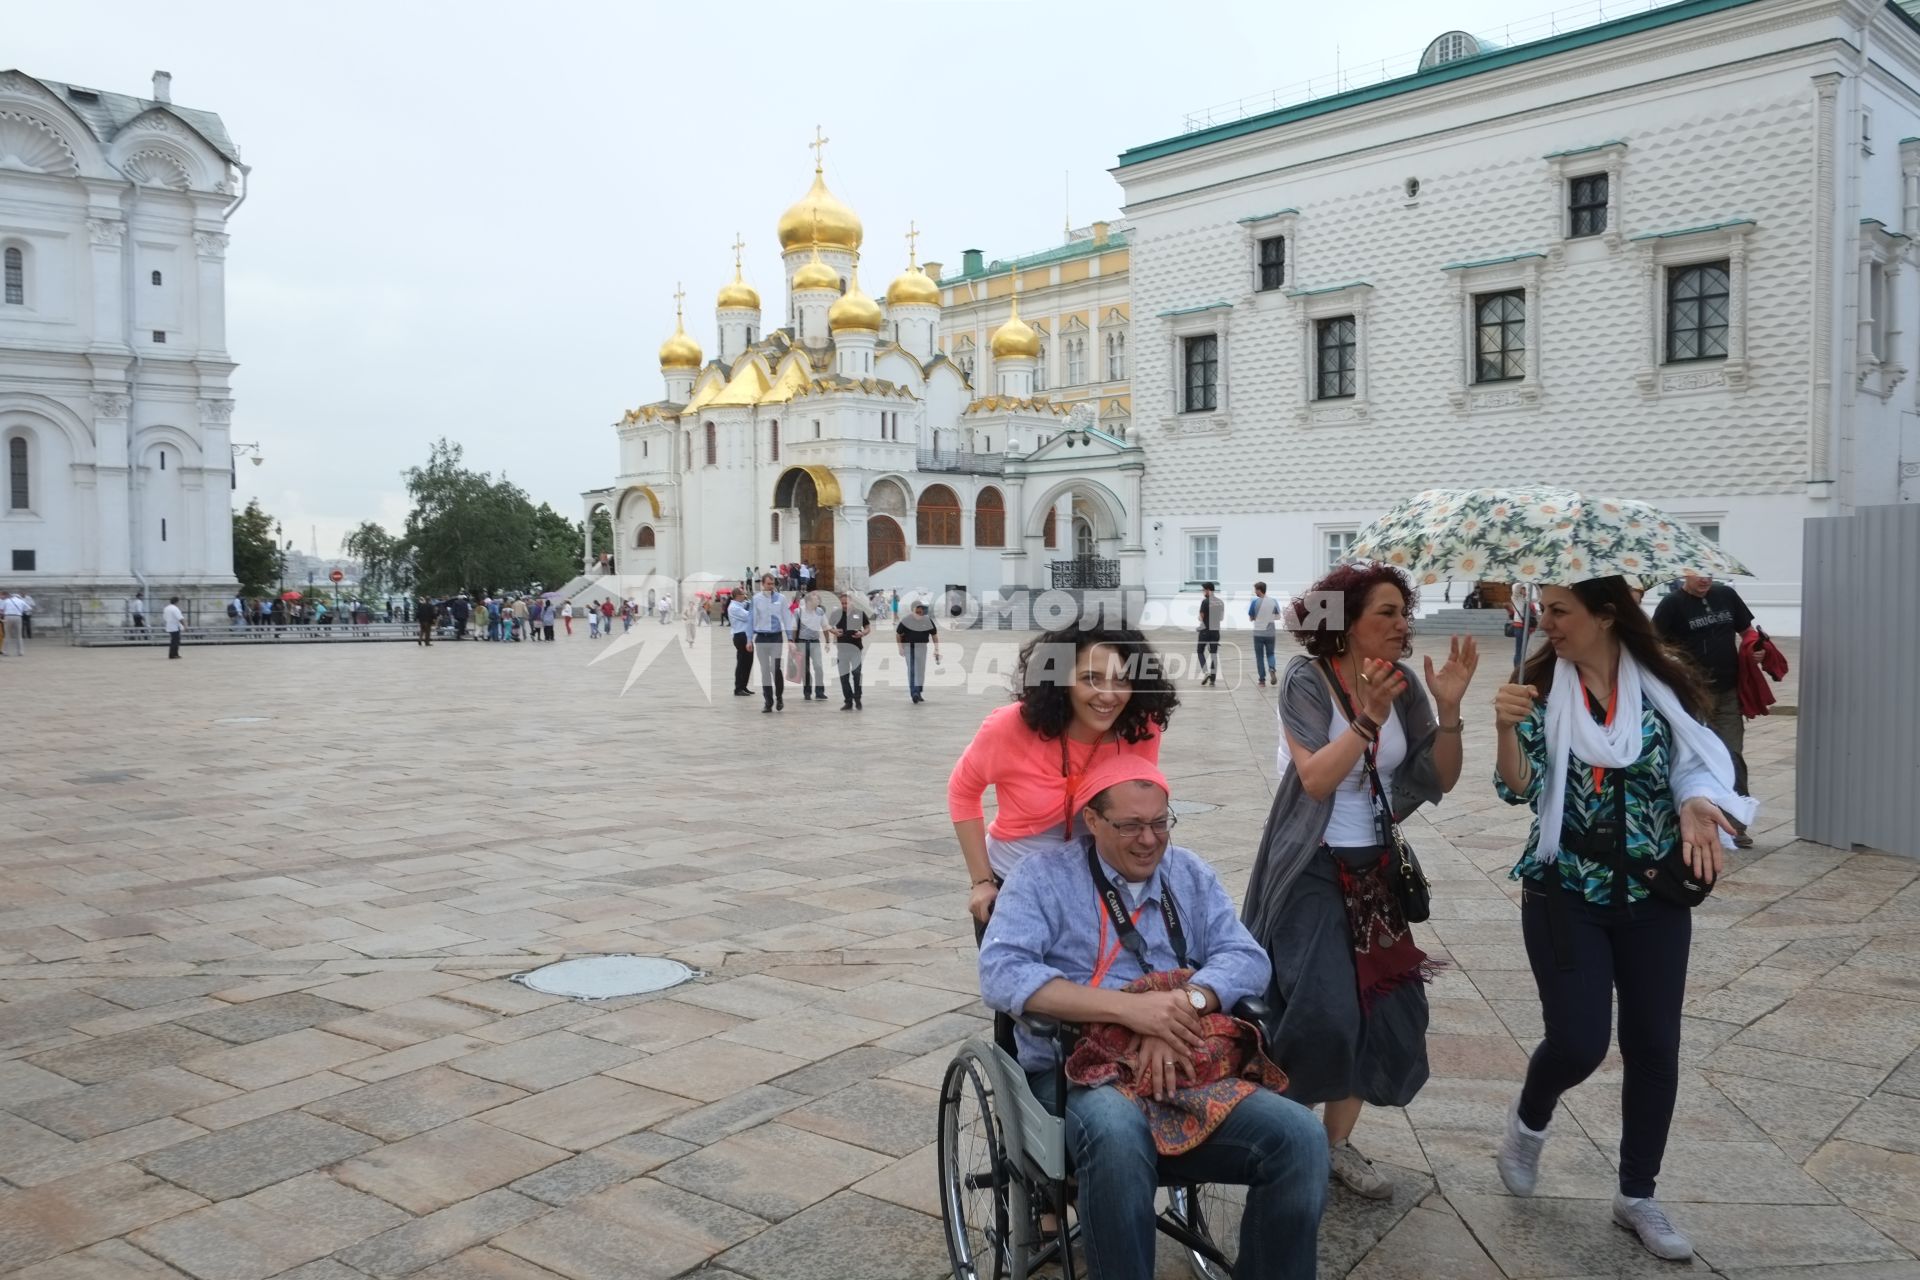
[1085,843,1190,974]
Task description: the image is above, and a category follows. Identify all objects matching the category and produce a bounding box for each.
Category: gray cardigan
[1241,655,1443,932]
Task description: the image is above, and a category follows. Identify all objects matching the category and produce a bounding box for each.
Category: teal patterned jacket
[1494,695,1681,906]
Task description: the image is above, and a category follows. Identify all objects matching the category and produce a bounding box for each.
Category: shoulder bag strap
[1320,657,1398,847]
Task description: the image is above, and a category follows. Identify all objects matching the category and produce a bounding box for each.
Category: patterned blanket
[1063,969,1289,1155]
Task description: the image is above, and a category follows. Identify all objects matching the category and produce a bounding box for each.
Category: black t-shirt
[896,615,938,644]
[1197,595,1223,634]
[833,607,872,648]
[1654,583,1752,692]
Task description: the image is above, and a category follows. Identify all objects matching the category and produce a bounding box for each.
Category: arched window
[635,525,656,549]
[771,511,781,542]
[769,420,780,461]
[684,432,691,469]
[1075,516,1096,557]
[868,515,906,574]
[704,421,717,466]
[916,483,961,546]
[1107,331,1127,381]
[150,269,163,286]
[7,436,27,510]
[1034,342,1049,392]
[1043,508,1058,549]
[974,487,1005,547]
[3,247,22,306]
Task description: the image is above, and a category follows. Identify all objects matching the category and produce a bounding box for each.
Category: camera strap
[1085,843,1189,975]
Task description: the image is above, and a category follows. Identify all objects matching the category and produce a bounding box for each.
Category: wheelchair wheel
[938,1054,1012,1280]
[1171,1182,1245,1280]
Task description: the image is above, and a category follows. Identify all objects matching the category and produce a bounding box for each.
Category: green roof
[1155,301,1234,317]
[1116,0,1764,170]
[1441,252,1547,271]
[936,230,1130,287]
[1543,140,1628,159]
[1627,218,1756,241]
[1286,281,1372,297]
[1236,208,1299,223]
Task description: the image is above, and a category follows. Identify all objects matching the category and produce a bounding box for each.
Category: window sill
[1161,413,1231,438]
[1303,399,1369,427]
[1449,383,1539,414]
[1637,357,1745,397]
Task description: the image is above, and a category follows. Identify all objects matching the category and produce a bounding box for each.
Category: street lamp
[230,441,263,491]
[275,521,286,596]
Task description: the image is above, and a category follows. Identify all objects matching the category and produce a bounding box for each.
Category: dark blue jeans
[1518,881,1690,1198]
[1252,633,1277,683]
[1030,1071,1327,1280]
[905,645,926,699]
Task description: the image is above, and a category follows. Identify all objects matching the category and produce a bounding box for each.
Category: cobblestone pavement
[2,627,1916,1280]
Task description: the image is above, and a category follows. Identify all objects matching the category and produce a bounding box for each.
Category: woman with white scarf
[1491,576,1756,1262]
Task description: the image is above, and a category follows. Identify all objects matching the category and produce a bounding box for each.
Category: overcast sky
[17,0,1569,558]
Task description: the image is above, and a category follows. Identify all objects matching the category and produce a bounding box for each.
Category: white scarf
[1538,648,1758,862]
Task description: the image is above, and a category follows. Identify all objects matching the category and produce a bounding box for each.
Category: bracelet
[1351,719,1378,744]
[972,876,996,887]
[1438,721,1464,734]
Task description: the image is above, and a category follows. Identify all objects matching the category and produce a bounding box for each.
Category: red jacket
[1737,629,1789,718]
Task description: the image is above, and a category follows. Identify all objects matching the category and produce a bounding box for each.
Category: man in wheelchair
[979,759,1329,1280]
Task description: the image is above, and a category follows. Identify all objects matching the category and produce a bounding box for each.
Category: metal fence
[915,448,1005,476]
[1049,557,1121,589]
[1797,503,1920,857]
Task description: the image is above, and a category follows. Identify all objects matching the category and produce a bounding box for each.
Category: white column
[87,217,127,344]
[193,231,229,356]
[92,390,133,577]
[201,400,235,580]
[838,502,869,590]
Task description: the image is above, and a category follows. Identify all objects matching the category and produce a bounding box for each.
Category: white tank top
[1322,702,1406,846]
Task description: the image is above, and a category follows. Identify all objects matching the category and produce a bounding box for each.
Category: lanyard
[1589,682,1619,794]
[1326,658,1375,771]
[1084,844,1189,986]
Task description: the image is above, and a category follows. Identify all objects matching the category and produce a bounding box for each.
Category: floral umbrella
[1348,485,1750,587]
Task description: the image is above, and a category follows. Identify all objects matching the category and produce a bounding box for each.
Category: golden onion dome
[777,166,863,252]
[886,263,940,308]
[791,244,841,293]
[829,267,883,333]
[658,313,703,370]
[990,293,1042,359]
[716,266,760,312]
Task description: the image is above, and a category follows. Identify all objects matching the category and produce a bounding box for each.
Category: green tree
[590,507,613,565]
[343,521,399,598]
[401,438,535,594]
[232,498,279,596]
[528,502,587,590]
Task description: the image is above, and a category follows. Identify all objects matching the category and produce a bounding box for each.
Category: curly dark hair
[1013,625,1178,744]
[1520,576,1711,719]
[1289,562,1417,658]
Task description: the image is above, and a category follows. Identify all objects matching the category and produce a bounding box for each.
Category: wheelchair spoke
[939,1055,1012,1280]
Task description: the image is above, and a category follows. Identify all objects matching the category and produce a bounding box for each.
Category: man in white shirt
[128,592,148,636]
[657,592,673,625]
[727,587,753,695]
[228,593,247,631]
[747,574,792,712]
[0,592,23,656]
[163,596,184,659]
[1249,581,1284,689]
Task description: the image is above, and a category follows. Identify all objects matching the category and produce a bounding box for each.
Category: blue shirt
[727,600,751,636]
[979,841,1273,1071]
[749,591,791,636]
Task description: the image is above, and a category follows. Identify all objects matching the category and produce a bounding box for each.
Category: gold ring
[1359,673,1372,684]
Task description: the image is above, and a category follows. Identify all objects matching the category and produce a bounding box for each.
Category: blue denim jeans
[1252,633,1277,683]
[1030,1072,1327,1280]
[905,644,926,699]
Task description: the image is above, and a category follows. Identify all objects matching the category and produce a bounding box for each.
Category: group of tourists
[960,561,1756,1278]
[724,574,938,711]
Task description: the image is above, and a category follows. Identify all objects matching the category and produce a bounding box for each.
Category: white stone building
[584,149,1146,604]
[0,69,247,615]
[1114,0,1920,633]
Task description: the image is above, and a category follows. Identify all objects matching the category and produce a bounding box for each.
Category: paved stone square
[2,628,1917,1280]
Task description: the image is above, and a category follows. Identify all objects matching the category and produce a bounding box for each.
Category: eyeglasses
[1101,814,1177,839]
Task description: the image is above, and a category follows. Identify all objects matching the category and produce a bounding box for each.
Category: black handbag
[1319,660,1433,924]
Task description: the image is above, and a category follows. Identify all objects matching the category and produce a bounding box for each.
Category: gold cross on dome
[731,233,746,269]
[809,125,829,172]
[672,282,685,317]
[905,221,920,265]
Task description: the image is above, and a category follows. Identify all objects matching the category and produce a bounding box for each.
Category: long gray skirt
[1252,845,1430,1108]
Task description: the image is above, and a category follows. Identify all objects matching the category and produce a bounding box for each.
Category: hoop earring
[1332,634,1347,655]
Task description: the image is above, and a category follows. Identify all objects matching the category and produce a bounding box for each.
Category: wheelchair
[936,998,1271,1280]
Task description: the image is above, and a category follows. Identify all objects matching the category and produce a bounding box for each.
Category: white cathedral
[582,145,1146,602]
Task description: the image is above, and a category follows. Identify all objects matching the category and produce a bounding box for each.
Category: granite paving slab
[134,1109,379,1199]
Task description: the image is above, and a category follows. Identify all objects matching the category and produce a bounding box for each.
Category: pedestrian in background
[1653,573,1757,844]
[728,586,753,696]
[1249,580,1282,688]
[164,596,184,659]
[897,600,941,704]
[1195,581,1224,686]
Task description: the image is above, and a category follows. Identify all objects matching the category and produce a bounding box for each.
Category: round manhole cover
[515,955,693,1000]
[214,716,273,724]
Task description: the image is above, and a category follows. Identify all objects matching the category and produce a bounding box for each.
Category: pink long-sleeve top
[947,703,1163,840]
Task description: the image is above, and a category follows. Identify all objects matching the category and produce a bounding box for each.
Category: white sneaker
[1496,1097,1549,1196]
[1613,1193,1693,1261]
[1328,1140,1393,1199]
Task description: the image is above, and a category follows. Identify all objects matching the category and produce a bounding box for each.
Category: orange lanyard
[1590,682,1619,794]
[1090,893,1148,988]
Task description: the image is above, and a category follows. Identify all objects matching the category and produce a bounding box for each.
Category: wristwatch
[1185,987,1208,1013]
